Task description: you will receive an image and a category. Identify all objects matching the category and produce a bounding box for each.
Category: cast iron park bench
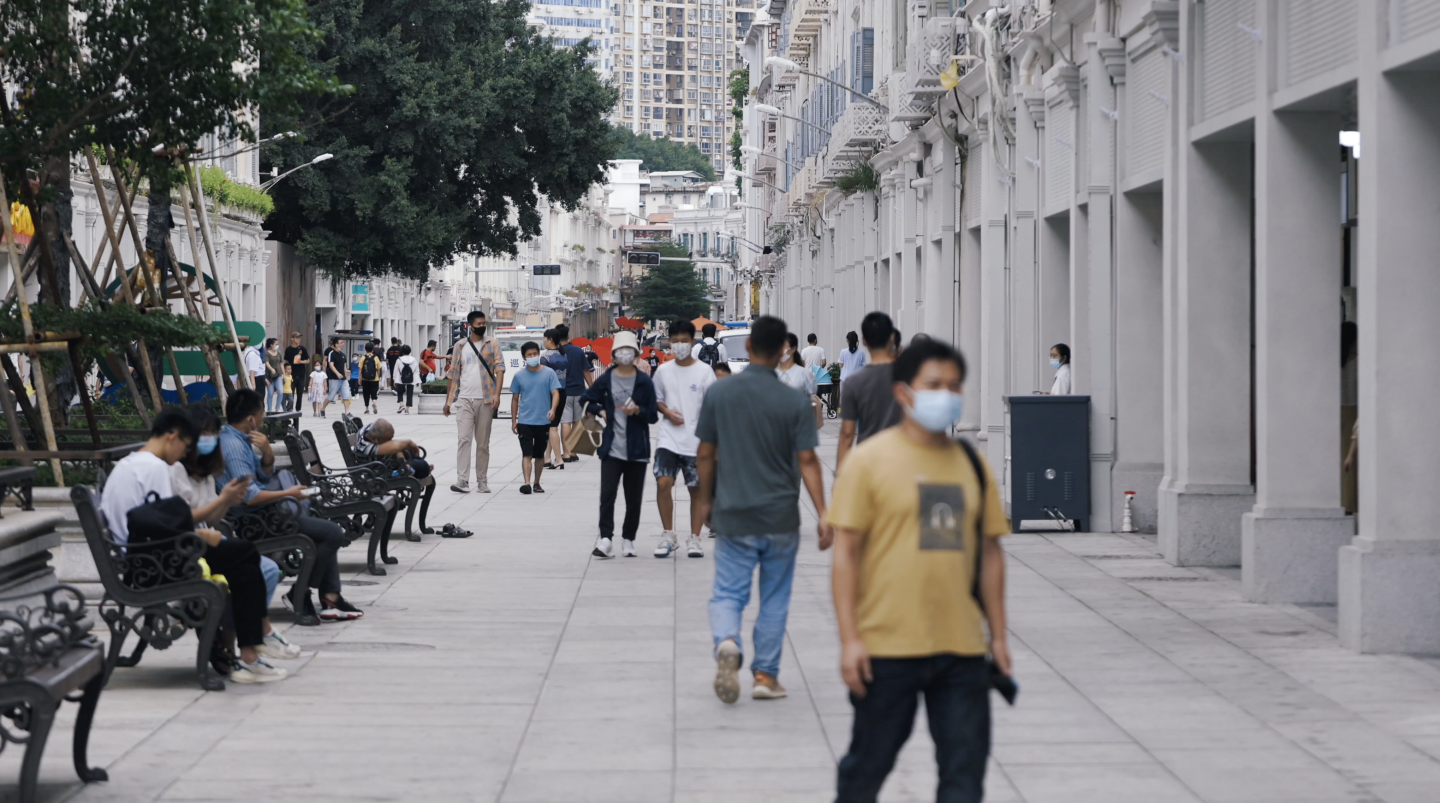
[219,503,319,628]
[283,432,399,576]
[0,583,108,802]
[332,417,435,541]
[71,486,230,691]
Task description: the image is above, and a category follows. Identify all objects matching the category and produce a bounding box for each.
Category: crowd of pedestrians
[97,307,1010,800]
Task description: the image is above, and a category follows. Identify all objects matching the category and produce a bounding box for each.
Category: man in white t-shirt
[801,332,827,369]
[651,320,716,559]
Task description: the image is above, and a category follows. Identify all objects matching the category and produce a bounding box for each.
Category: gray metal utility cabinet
[1007,395,1090,532]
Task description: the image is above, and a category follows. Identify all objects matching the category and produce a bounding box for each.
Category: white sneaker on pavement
[686,535,704,558]
[714,639,741,704]
[654,533,677,558]
[478,482,491,493]
[231,657,288,684]
[592,537,614,558]
[257,631,302,660]
[621,539,637,557]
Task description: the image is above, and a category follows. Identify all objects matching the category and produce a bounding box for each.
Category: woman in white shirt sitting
[169,406,303,673]
[1048,343,1072,395]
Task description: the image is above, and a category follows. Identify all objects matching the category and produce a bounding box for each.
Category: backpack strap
[956,438,987,610]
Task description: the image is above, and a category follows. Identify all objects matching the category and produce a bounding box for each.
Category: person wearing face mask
[100,407,293,683]
[827,338,1011,802]
[1046,343,1071,395]
[218,389,360,624]
[540,330,569,470]
[170,406,303,676]
[444,309,505,493]
[579,330,659,558]
[509,342,562,494]
[650,320,715,559]
[777,332,822,430]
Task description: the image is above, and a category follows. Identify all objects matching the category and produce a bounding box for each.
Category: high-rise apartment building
[527,0,617,77]
[610,0,754,174]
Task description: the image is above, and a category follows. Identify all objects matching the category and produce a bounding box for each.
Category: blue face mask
[1049,358,1063,370]
[525,356,541,368]
[908,389,964,433]
[197,435,219,455]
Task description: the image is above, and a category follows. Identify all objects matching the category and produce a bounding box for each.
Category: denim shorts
[326,379,351,401]
[653,448,699,486]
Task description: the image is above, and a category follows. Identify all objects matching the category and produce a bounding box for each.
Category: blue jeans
[707,532,799,678]
[266,377,284,411]
[835,655,991,803]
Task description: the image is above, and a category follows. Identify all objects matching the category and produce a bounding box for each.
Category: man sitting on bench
[352,418,431,479]
[99,407,290,683]
[218,389,364,623]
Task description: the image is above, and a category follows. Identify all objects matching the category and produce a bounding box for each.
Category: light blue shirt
[510,366,562,426]
[218,424,270,508]
[838,347,868,381]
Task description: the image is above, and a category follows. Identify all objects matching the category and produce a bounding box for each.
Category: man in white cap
[578,330,659,558]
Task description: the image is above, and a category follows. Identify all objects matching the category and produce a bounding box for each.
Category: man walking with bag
[827,338,1011,803]
[445,310,504,493]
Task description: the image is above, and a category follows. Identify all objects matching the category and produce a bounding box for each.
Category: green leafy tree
[629,242,709,323]
[264,0,619,281]
[728,69,748,123]
[608,127,717,180]
[1,0,336,417]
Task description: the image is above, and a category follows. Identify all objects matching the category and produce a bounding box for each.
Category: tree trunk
[37,156,76,424]
[144,182,175,394]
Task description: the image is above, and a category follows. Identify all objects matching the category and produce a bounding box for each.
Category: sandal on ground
[439,523,474,538]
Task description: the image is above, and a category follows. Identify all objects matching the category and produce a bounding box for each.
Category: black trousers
[598,456,647,541]
[397,384,414,407]
[360,380,380,406]
[203,539,267,649]
[836,655,990,803]
[297,514,346,595]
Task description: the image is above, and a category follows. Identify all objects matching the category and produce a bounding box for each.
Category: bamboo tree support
[0,176,64,484]
[102,150,230,400]
[82,150,165,411]
[2,239,39,305]
[0,363,27,463]
[168,178,233,400]
[52,236,103,445]
[179,164,250,391]
[0,356,44,436]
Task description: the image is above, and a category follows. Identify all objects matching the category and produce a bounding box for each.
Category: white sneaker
[257,631,302,660]
[231,657,288,684]
[592,537,614,558]
[686,536,704,558]
[621,540,637,558]
[654,533,677,558]
[714,639,741,704]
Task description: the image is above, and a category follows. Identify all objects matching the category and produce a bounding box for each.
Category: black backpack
[400,361,414,384]
[360,355,378,381]
[697,340,721,368]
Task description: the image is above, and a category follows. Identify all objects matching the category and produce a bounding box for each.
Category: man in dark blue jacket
[580,331,659,558]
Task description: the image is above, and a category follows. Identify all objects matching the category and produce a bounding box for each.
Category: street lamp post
[259,153,334,191]
[740,145,802,171]
[752,103,832,136]
[765,57,889,112]
[726,170,788,195]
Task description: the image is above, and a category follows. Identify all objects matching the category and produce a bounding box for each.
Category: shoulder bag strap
[466,339,495,383]
[957,438,987,610]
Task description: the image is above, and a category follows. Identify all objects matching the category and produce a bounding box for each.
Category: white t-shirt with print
[652,360,716,457]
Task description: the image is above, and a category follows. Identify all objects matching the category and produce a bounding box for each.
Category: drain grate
[1126,575,1206,582]
[314,642,435,652]
[1079,554,1162,560]
[344,580,380,586]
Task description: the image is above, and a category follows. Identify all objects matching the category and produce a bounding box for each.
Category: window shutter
[861,28,875,94]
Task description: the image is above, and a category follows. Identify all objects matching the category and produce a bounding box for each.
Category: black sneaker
[519,485,532,495]
[285,589,321,626]
[321,595,364,621]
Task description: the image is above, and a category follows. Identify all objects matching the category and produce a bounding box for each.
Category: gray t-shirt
[609,371,637,460]
[841,362,903,443]
[695,363,819,536]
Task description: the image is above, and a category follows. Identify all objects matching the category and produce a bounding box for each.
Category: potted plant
[417,380,448,414]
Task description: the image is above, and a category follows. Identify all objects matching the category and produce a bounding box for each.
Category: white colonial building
[741,0,1440,654]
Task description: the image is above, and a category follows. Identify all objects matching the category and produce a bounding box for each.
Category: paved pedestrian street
[18,414,1440,803]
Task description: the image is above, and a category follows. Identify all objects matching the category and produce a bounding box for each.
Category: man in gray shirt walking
[696,316,832,704]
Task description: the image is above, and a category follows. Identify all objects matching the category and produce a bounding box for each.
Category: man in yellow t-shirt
[827,338,1010,803]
